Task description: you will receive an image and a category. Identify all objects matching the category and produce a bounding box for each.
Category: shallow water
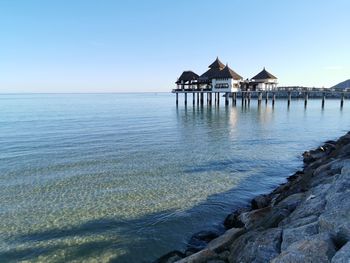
[0,93,349,262]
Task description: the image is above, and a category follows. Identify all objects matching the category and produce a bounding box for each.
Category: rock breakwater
[156,131,350,263]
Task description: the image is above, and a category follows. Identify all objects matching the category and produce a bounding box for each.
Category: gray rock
[228,228,282,263]
[303,148,327,164]
[207,228,245,253]
[310,159,342,187]
[275,193,306,212]
[223,208,249,229]
[217,250,230,260]
[320,212,350,243]
[238,206,272,229]
[319,169,350,243]
[154,250,185,263]
[187,230,221,253]
[338,143,350,158]
[175,249,217,263]
[251,194,272,209]
[285,184,328,223]
[279,214,318,228]
[271,234,336,263]
[331,241,350,263]
[258,208,291,229]
[281,221,319,250]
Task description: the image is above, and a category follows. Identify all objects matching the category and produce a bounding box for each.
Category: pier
[172,90,349,108]
[173,57,348,109]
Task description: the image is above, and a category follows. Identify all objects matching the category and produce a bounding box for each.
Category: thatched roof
[199,57,226,81]
[251,68,277,80]
[208,57,225,69]
[216,64,243,80]
[199,67,221,80]
[176,71,199,84]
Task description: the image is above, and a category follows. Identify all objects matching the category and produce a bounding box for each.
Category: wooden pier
[173,89,349,108]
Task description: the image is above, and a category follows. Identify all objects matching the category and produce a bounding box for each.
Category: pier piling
[184,93,187,106]
[322,92,325,108]
[258,92,262,105]
[288,92,291,107]
[341,93,344,108]
[176,93,178,105]
[304,92,308,107]
[225,92,229,105]
[265,92,269,104]
[272,92,276,106]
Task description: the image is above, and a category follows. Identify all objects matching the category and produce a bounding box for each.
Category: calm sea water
[0,93,349,262]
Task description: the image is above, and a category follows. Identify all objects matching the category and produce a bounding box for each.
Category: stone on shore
[186,230,222,253]
[223,207,250,229]
[154,250,185,263]
[175,249,217,263]
[281,221,319,250]
[228,228,282,263]
[251,194,272,209]
[271,234,336,263]
[207,228,244,253]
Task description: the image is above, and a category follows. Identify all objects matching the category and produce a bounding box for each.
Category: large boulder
[281,221,319,250]
[282,183,329,224]
[223,208,249,229]
[154,250,185,263]
[251,194,272,209]
[275,192,306,212]
[228,228,282,263]
[271,234,336,263]
[207,228,245,253]
[175,249,217,263]
[279,214,318,229]
[186,230,221,253]
[318,164,350,243]
[303,147,328,164]
[238,207,272,229]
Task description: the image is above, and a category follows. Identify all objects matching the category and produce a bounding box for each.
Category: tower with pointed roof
[197,58,242,92]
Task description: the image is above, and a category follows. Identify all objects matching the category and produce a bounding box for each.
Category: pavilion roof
[216,64,243,80]
[208,57,225,69]
[176,71,199,84]
[251,68,277,80]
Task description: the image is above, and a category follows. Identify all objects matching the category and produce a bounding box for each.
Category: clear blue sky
[1,0,349,93]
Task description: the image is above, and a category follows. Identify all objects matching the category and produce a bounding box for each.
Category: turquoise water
[0,93,349,262]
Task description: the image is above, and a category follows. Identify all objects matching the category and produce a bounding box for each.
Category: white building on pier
[175,57,243,92]
[249,68,278,91]
[174,58,277,92]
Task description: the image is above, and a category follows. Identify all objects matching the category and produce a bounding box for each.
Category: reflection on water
[0,94,349,262]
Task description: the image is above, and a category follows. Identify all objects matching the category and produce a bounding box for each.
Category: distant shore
[156,131,350,262]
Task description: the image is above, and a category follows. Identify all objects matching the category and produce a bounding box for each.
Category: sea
[0,93,349,262]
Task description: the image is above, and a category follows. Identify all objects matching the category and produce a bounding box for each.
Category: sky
[0,0,349,93]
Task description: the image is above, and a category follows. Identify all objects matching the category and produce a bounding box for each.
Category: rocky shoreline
[155,131,350,263]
